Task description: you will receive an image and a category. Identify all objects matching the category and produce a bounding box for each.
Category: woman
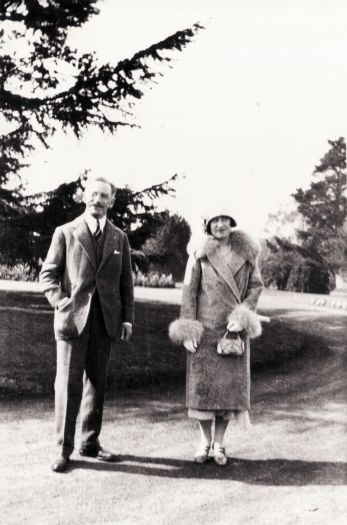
[169,207,263,466]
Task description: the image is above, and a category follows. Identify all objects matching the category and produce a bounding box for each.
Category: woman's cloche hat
[203,205,237,231]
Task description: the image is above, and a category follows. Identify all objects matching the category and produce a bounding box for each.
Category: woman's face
[209,216,233,240]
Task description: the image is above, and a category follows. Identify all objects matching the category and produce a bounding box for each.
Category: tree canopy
[292,137,346,273]
[0,172,182,270]
[0,1,202,188]
[142,212,191,280]
[0,1,201,273]
[262,137,347,293]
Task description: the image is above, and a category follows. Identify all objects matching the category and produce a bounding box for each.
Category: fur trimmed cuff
[228,305,262,339]
[169,318,204,345]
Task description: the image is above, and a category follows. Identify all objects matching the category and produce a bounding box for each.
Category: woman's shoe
[194,444,211,464]
[213,444,227,466]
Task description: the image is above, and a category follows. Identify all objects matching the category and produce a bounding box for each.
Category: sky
[21,0,347,237]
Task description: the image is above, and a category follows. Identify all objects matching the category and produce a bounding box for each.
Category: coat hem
[188,408,252,428]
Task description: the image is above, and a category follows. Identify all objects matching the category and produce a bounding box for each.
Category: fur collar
[192,230,260,264]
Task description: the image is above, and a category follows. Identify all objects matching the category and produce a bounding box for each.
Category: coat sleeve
[243,258,263,310]
[119,233,134,325]
[169,254,204,345]
[39,227,68,308]
[227,256,264,339]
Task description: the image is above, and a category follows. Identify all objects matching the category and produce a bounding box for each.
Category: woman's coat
[169,231,263,411]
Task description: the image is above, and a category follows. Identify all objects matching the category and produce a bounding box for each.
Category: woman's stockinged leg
[194,419,212,464]
[214,417,229,446]
[199,419,213,446]
[213,417,229,466]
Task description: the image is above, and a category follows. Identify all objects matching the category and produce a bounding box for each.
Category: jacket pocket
[54,303,78,339]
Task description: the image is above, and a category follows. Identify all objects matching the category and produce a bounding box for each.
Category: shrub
[286,259,331,294]
[260,238,331,294]
[260,251,296,290]
[133,271,175,288]
[0,263,38,282]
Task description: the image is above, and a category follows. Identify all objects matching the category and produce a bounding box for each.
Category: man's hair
[86,176,117,197]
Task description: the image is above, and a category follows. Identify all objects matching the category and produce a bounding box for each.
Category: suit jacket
[40,214,134,340]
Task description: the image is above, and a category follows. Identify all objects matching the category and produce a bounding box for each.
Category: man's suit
[40,214,134,456]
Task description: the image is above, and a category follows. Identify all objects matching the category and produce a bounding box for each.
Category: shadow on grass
[251,308,347,411]
[69,455,347,486]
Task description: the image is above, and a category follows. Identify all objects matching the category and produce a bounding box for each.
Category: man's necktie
[94,220,102,242]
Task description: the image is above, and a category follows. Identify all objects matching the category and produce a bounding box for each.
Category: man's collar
[83,212,107,233]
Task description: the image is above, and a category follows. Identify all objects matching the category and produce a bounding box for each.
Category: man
[40,176,134,473]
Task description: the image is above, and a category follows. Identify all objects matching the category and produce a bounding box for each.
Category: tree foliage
[261,137,347,293]
[142,212,191,280]
[260,238,330,294]
[293,137,346,268]
[0,2,201,272]
[0,1,202,187]
[0,172,181,271]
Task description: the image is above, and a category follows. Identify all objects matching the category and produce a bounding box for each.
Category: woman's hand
[227,319,243,332]
[183,339,198,353]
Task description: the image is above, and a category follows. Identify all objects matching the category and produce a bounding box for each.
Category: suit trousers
[55,293,112,457]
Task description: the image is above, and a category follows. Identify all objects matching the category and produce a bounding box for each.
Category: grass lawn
[1,288,347,524]
[1,287,342,397]
[0,291,185,396]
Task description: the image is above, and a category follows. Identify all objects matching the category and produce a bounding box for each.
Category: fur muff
[169,318,204,345]
[192,230,260,264]
[227,305,262,339]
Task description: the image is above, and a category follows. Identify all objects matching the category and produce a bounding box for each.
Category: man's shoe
[51,455,70,473]
[79,446,119,463]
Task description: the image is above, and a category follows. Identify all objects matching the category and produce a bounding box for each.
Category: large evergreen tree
[0,1,201,189]
[261,137,346,293]
[0,1,201,269]
[142,212,191,280]
[293,137,347,276]
[0,172,180,270]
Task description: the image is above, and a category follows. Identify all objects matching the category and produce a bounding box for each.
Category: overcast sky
[23,0,347,237]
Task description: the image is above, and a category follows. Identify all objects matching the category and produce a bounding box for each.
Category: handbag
[217,331,245,356]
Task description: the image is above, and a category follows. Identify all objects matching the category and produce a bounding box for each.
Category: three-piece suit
[40,214,134,456]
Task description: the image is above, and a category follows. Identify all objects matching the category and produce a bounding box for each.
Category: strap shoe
[213,444,228,466]
[194,444,211,464]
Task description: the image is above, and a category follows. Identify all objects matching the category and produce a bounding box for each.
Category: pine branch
[0,0,100,30]
[135,174,179,199]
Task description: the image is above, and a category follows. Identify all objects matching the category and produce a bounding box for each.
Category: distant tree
[0,0,202,198]
[293,137,347,279]
[261,138,346,293]
[260,237,330,294]
[0,172,180,271]
[142,212,191,280]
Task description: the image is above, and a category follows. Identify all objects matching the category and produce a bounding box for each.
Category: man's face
[83,180,115,219]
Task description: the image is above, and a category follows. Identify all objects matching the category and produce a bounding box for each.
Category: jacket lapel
[97,220,121,274]
[227,251,245,276]
[73,216,96,271]
[207,250,243,303]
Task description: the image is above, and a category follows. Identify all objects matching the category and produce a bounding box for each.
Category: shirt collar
[83,212,107,234]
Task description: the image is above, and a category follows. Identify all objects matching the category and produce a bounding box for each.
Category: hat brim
[206,215,237,228]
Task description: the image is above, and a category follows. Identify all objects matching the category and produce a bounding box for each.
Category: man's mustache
[89,202,103,208]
